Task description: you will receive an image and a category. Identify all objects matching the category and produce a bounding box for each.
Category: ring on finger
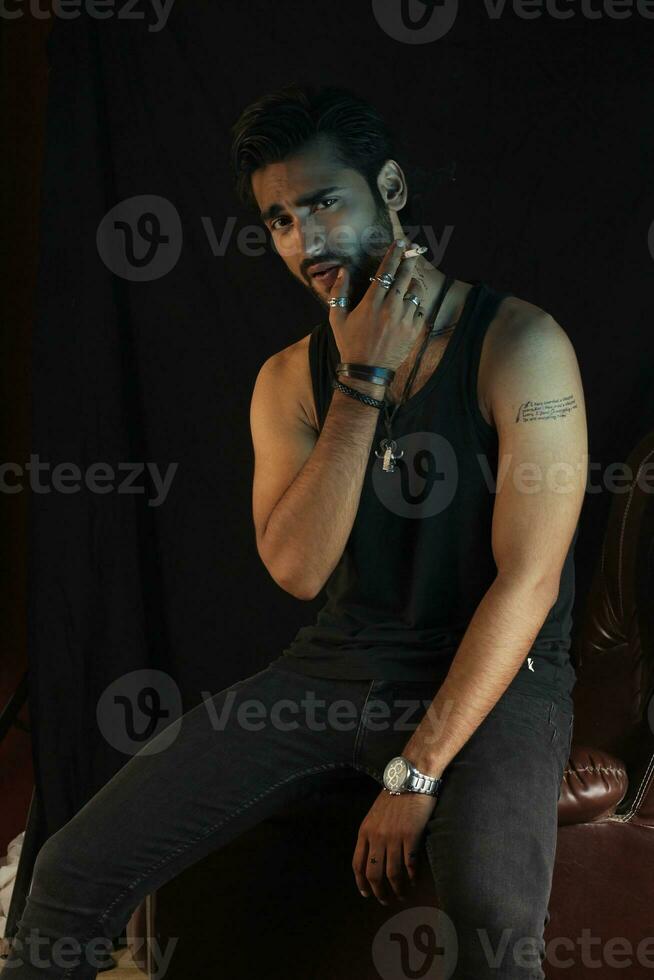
[369,273,394,289]
[328,296,350,308]
[403,292,421,309]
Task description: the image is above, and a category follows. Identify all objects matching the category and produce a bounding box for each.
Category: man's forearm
[261,380,385,599]
[401,574,559,776]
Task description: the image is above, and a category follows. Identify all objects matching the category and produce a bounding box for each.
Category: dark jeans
[1,660,574,980]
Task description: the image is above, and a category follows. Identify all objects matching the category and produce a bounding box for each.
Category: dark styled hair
[229,82,400,217]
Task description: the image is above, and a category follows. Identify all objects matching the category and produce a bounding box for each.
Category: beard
[302,201,397,311]
[340,203,396,309]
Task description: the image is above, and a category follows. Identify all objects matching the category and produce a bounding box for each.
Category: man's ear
[377,159,408,211]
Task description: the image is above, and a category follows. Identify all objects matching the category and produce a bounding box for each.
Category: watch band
[406,770,442,795]
[383,755,443,796]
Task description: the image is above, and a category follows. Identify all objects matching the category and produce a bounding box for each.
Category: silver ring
[403,292,421,308]
[369,273,394,290]
[328,296,350,308]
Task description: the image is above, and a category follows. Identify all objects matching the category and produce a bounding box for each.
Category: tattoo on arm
[515,395,578,422]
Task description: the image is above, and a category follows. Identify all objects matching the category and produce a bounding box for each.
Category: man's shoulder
[480,289,571,422]
[267,323,320,369]
[485,289,568,361]
[262,327,320,431]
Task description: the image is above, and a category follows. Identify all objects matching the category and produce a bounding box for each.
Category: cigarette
[403,246,427,258]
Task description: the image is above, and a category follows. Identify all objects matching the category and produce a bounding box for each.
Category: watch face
[383,756,409,792]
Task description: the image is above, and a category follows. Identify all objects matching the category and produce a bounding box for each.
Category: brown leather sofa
[126,430,654,979]
[545,427,654,978]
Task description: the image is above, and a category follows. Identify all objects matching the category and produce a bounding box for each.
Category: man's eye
[270,198,339,231]
[315,197,338,210]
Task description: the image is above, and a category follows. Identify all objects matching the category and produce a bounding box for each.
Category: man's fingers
[365,845,392,905]
[352,835,370,897]
[327,265,350,328]
[378,837,422,902]
[385,253,422,312]
[353,836,392,904]
[368,238,408,308]
[398,276,425,319]
[384,843,409,902]
[354,825,424,904]
[404,837,422,887]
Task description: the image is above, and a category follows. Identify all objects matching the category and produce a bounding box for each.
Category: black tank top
[269,280,578,706]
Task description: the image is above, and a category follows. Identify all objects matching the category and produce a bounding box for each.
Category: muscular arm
[250,350,384,599]
[401,311,588,775]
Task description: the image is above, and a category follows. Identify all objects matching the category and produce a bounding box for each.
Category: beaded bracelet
[330,377,386,410]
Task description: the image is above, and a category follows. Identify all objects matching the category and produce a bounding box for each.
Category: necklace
[374,274,456,473]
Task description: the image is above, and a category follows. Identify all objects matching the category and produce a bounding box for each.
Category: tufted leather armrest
[557,744,628,825]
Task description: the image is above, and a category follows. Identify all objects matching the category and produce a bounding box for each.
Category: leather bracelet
[336,367,388,387]
[335,362,396,384]
[330,378,385,410]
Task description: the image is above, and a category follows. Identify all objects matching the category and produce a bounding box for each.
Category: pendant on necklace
[374,438,403,473]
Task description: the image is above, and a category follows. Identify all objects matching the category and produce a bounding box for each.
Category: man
[239,81,587,974]
[2,83,586,980]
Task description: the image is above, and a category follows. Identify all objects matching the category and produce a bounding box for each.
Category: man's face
[251,139,396,310]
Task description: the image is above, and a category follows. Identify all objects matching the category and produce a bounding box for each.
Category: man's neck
[413,263,455,330]
[401,263,467,366]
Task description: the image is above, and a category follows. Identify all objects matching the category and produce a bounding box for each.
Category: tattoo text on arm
[515,395,578,423]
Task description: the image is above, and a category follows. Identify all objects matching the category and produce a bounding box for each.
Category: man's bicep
[249,354,318,554]
[488,315,588,593]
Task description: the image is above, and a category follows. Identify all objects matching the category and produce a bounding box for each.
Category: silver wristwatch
[382,755,443,797]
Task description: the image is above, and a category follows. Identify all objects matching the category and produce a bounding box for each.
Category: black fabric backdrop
[29,5,654,842]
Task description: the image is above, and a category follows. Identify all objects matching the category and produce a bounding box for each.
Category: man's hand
[352,789,438,904]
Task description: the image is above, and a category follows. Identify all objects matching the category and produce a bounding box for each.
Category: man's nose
[301,213,327,257]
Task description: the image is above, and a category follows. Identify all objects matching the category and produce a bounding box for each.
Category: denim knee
[442,895,545,976]
[31,825,83,897]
